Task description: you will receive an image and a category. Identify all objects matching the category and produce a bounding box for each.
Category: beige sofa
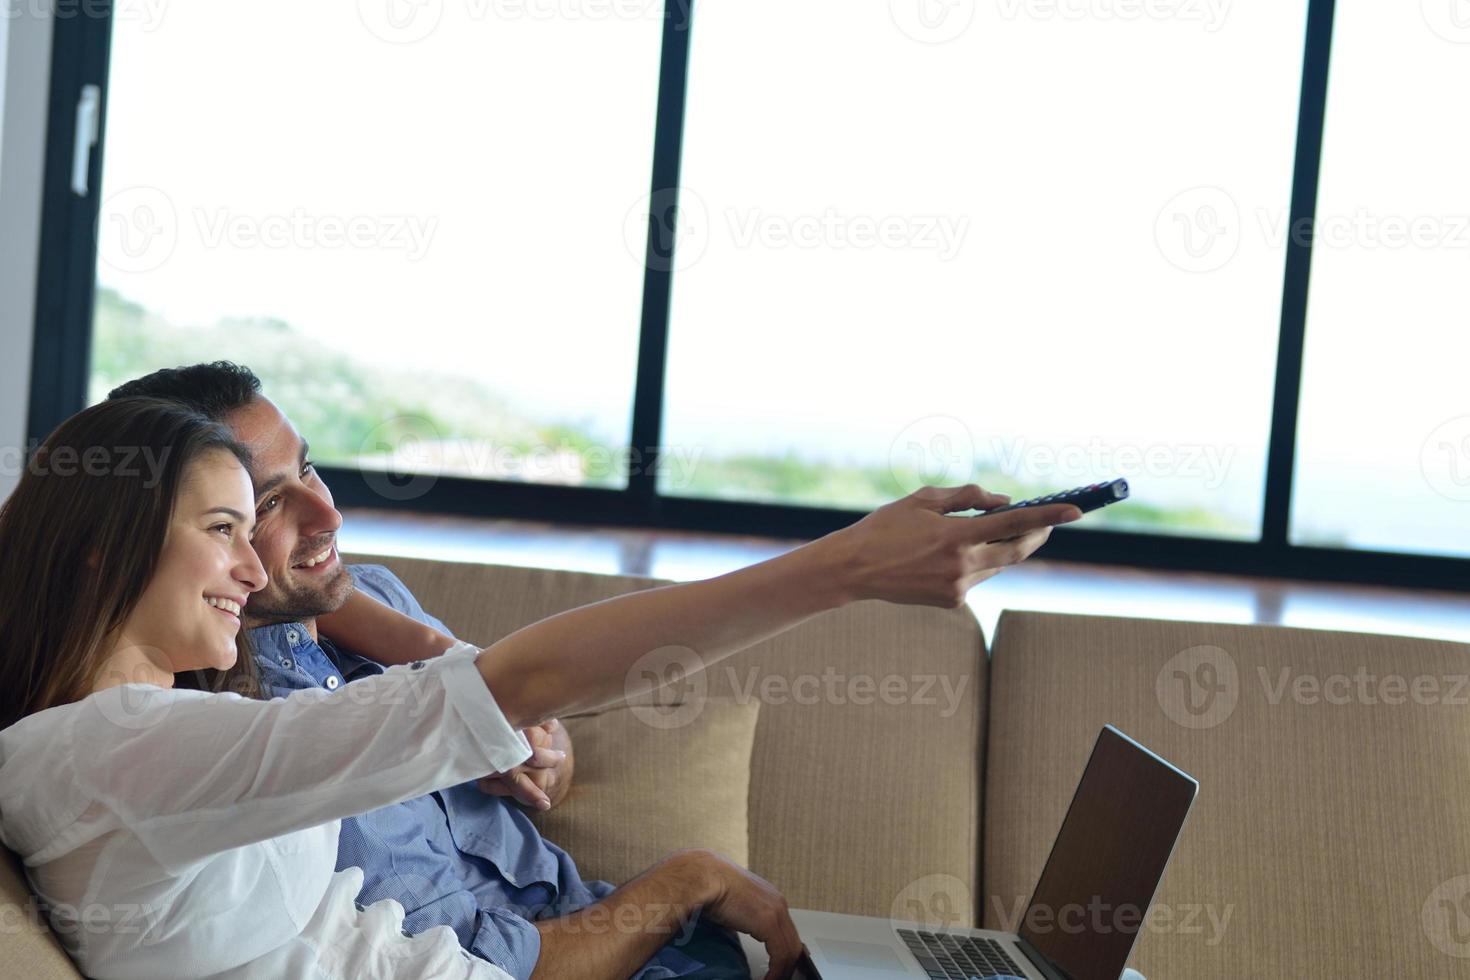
[5,555,1468,978]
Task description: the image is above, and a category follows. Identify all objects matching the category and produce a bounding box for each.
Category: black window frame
[25,0,1470,591]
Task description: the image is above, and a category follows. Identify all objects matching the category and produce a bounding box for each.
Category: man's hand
[825,483,1083,609]
[477,719,573,811]
[688,850,803,980]
[531,848,800,980]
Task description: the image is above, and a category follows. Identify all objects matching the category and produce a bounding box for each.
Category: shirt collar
[248,621,379,682]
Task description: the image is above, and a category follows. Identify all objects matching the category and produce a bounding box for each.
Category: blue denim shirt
[251,564,707,980]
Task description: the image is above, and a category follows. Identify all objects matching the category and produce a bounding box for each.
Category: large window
[90,2,663,488]
[1290,0,1470,557]
[28,0,1470,586]
[661,0,1310,538]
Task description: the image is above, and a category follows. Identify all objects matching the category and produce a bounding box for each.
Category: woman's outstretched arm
[477,485,1081,730]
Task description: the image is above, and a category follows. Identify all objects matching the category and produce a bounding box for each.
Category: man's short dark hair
[107,362,262,421]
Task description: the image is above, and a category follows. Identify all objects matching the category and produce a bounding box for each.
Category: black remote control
[978,478,1129,516]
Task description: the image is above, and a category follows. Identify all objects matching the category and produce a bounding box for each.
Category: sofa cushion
[348,554,990,924]
[529,699,761,886]
[707,599,986,923]
[984,610,1470,980]
[0,849,84,978]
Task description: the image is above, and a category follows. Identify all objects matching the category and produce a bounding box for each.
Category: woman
[0,398,532,978]
[0,398,1072,980]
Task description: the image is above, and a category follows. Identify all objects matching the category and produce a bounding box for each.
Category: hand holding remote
[825,484,1083,608]
[975,479,1129,517]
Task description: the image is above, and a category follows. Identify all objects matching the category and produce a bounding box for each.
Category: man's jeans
[660,915,750,979]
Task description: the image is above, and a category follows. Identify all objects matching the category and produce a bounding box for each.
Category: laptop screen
[1018,727,1197,980]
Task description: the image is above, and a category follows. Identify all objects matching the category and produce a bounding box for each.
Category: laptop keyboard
[896,928,1027,979]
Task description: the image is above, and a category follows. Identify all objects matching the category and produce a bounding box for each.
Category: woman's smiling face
[116,450,268,675]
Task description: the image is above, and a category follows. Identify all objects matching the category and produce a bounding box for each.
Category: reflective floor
[339,509,1470,645]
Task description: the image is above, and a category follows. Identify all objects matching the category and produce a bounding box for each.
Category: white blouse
[0,642,532,980]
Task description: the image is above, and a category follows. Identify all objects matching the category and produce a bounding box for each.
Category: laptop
[749,726,1198,980]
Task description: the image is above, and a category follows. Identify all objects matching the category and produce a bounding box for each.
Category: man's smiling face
[225,396,352,630]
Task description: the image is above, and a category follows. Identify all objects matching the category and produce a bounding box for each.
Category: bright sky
[99,0,662,439]
[1290,0,1470,552]
[96,0,1470,552]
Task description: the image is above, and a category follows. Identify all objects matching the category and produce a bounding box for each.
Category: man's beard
[244,565,354,628]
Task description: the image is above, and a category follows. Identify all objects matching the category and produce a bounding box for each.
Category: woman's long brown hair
[0,397,266,730]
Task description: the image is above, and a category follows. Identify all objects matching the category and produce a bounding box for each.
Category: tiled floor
[338,509,1470,645]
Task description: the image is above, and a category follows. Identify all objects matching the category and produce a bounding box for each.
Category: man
[108,362,1077,979]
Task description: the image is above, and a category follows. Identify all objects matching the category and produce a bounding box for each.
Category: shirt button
[279,657,293,670]
[354,901,366,912]
[287,630,299,644]
[325,675,340,690]
[401,928,413,938]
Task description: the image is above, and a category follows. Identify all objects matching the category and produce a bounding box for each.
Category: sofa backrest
[0,849,84,978]
[984,610,1470,979]
[351,554,990,924]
